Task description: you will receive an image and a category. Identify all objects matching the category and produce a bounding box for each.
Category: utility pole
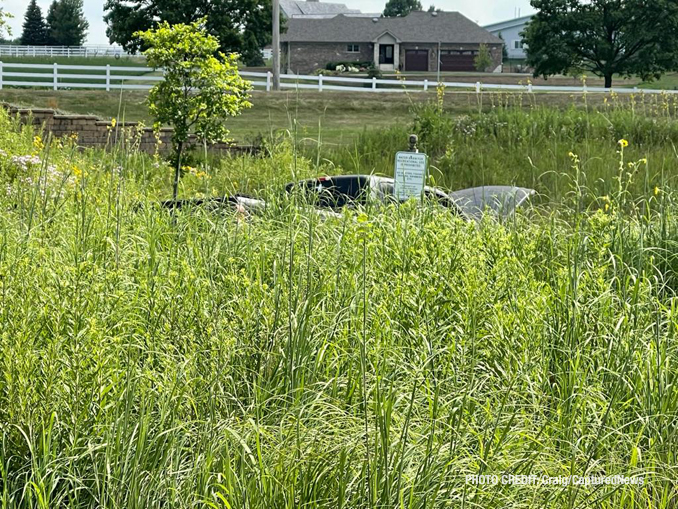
[437,41,441,83]
[272,0,280,91]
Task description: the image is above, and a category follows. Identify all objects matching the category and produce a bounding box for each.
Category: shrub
[325,60,372,71]
[367,67,383,79]
[474,43,493,72]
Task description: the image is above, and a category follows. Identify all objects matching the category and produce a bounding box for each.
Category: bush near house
[325,60,373,71]
[474,43,493,72]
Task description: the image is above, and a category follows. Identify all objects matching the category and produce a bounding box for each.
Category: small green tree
[21,0,48,45]
[135,19,252,201]
[474,44,493,72]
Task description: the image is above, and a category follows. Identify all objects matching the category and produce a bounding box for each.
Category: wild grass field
[0,89,677,508]
[0,87,656,146]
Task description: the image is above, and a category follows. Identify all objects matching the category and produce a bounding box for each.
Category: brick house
[281,11,504,74]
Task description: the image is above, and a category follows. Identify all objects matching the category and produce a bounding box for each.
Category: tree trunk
[604,74,612,89]
[173,141,183,202]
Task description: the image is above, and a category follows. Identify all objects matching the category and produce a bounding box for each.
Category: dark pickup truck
[286,175,535,220]
[163,174,535,221]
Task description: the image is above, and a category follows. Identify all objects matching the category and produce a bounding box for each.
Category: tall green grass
[313,90,678,205]
[0,101,677,508]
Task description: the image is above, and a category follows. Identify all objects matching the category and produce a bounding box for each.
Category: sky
[4,0,534,46]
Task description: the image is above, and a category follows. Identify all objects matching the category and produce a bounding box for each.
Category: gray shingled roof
[280,0,359,18]
[281,11,504,44]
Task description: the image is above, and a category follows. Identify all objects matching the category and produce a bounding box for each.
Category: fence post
[424,79,428,92]
[266,71,272,92]
[53,63,58,91]
[0,61,3,90]
[372,77,377,90]
[318,73,323,92]
[106,64,111,92]
[475,81,481,94]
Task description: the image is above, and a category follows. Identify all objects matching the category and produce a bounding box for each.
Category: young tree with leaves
[523,0,678,88]
[383,0,422,17]
[105,0,276,66]
[135,20,252,201]
[46,0,89,46]
[21,0,48,46]
[474,44,493,72]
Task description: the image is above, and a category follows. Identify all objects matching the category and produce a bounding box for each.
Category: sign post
[394,135,427,201]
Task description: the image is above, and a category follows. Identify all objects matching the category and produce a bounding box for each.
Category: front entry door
[379,44,395,65]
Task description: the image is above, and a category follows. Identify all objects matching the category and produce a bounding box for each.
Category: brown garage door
[440,50,477,72]
[405,50,428,71]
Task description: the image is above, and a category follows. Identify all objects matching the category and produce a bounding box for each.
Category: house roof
[280,0,360,18]
[281,11,504,44]
[292,12,382,18]
[482,14,533,33]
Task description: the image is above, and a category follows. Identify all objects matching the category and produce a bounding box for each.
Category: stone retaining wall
[1,103,257,156]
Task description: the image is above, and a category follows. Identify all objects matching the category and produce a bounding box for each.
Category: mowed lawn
[0,89,417,144]
[0,55,147,66]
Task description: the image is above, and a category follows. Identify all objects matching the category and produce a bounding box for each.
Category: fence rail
[0,62,673,95]
[0,45,131,58]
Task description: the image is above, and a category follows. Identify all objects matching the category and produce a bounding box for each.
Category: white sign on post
[394,151,428,201]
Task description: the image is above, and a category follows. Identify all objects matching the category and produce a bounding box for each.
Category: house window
[347,44,360,53]
[442,50,477,55]
[512,40,524,50]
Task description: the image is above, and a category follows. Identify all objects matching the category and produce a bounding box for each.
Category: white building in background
[483,14,532,60]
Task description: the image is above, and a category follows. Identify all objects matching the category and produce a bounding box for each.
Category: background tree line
[20,0,88,46]
[103,0,275,67]
[523,0,678,88]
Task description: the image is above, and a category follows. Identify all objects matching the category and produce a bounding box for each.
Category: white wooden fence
[0,45,131,58]
[0,62,673,95]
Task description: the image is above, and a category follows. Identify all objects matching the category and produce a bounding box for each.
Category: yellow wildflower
[654,186,661,196]
[618,139,629,148]
[111,118,117,128]
[33,135,44,150]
